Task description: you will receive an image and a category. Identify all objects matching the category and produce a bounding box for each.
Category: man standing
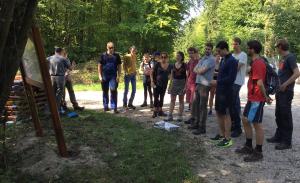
[211,41,238,147]
[47,47,71,113]
[235,40,272,162]
[98,42,122,113]
[185,47,199,113]
[188,43,215,135]
[231,37,248,137]
[267,39,300,150]
[123,46,137,110]
[61,51,84,111]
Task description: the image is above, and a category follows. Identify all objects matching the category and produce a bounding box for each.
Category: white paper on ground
[154,121,179,132]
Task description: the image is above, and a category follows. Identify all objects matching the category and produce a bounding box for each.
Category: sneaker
[217,138,233,147]
[210,134,224,141]
[104,108,110,112]
[113,109,119,114]
[266,136,281,143]
[74,106,85,111]
[140,103,147,107]
[235,146,254,155]
[158,111,167,117]
[192,129,206,135]
[165,115,173,121]
[123,104,128,109]
[275,143,292,150]
[128,104,136,110]
[152,111,157,118]
[244,150,263,162]
[184,118,194,124]
[231,129,242,138]
[208,110,212,116]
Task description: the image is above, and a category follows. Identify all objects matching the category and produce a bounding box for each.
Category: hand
[151,81,155,88]
[99,75,103,83]
[116,77,120,83]
[279,83,287,92]
[266,96,273,105]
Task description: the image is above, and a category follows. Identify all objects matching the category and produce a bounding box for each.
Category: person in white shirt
[230,37,248,138]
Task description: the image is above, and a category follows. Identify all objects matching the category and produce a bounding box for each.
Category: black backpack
[261,57,280,95]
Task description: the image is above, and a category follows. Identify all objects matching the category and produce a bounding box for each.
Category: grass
[0,110,204,183]
[73,79,144,91]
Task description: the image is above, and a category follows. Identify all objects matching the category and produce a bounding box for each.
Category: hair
[55,47,63,53]
[247,40,263,54]
[177,51,185,62]
[187,47,197,53]
[216,41,229,50]
[233,37,242,45]
[276,39,289,51]
[205,42,214,49]
[161,52,169,58]
[143,52,150,56]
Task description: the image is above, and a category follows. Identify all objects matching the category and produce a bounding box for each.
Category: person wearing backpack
[267,39,300,150]
[235,40,272,162]
[98,42,122,113]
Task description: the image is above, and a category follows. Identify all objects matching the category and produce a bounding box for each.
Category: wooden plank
[31,26,68,157]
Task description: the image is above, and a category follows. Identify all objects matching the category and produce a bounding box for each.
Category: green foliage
[174,0,300,58]
[36,0,201,62]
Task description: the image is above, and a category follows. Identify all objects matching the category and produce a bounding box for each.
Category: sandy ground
[66,83,300,183]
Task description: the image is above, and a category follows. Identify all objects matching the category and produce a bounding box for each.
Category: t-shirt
[217,54,238,92]
[98,52,121,79]
[195,54,216,86]
[233,51,248,86]
[278,53,298,91]
[47,55,71,76]
[153,63,172,88]
[187,59,198,86]
[142,62,152,76]
[247,58,266,102]
[123,53,137,75]
[172,63,187,80]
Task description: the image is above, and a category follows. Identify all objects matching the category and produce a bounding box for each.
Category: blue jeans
[123,74,136,106]
[230,84,242,131]
[101,77,118,110]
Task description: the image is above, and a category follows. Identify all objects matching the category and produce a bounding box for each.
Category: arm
[98,64,103,82]
[257,79,272,104]
[117,64,121,82]
[194,66,208,75]
[280,67,300,91]
[139,62,144,75]
[122,55,128,75]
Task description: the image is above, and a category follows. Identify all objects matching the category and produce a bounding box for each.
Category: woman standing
[165,52,187,122]
[151,52,172,118]
[139,52,154,108]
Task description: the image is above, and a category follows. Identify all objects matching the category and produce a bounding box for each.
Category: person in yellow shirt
[123,46,137,109]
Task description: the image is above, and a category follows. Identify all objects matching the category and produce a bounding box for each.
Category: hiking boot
[275,143,292,150]
[128,104,136,110]
[235,146,254,155]
[74,106,85,111]
[152,111,158,118]
[158,111,167,117]
[210,134,224,141]
[266,136,281,143]
[244,150,263,162]
[165,114,173,121]
[188,124,199,130]
[140,103,147,107]
[184,118,194,124]
[217,138,233,148]
[192,128,206,135]
[150,102,154,108]
[231,129,242,138]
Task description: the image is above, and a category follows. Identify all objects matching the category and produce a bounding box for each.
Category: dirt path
[68,84,300,183]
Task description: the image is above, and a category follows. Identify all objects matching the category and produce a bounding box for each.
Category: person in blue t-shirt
[98,42,122,113]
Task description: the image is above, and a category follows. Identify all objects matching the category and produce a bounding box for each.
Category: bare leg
[253,123,264,146]
[178,95,184,116]
[169,95,176,115]
[224,114,232,139]
[242,116,253,139]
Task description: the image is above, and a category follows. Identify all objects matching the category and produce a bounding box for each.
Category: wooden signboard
[20,25,68,157]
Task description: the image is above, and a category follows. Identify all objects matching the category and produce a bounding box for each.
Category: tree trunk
[0,0,38,116]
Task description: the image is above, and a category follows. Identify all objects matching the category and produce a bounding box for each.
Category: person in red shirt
[185,47,199,112]
[235,40,272,162]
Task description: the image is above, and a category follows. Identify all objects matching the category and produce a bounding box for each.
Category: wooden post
[19,63,43,137]
[31,26,68,157]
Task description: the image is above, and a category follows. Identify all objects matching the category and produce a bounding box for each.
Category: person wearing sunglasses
[98,42,122,113]
[151,52,172,118]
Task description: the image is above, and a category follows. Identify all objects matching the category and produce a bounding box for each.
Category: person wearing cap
[47,47,71,113]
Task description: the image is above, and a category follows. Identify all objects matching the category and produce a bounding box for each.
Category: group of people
[97,38,299,162]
